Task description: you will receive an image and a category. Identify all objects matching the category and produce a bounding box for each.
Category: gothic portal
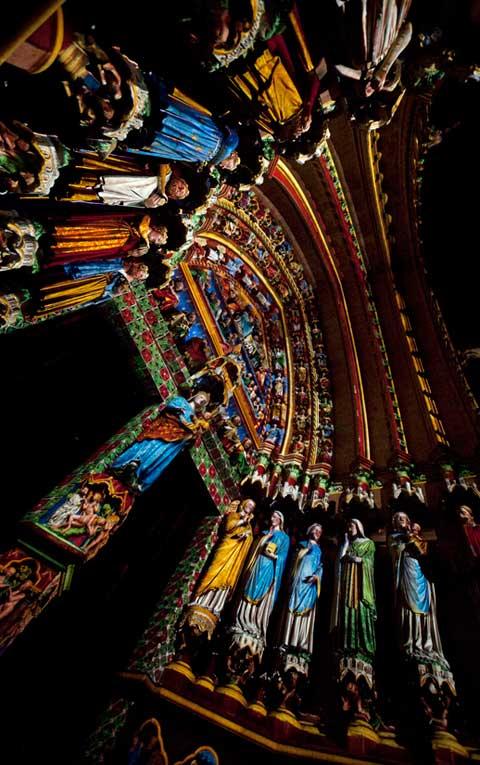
[0,2,479,763]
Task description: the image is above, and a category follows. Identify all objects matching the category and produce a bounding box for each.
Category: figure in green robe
[330,518,376,662]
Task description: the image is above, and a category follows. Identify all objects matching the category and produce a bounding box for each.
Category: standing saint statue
[280,523,323,675]
[388,512,446,661]
[184,498,256,640]
[124,77,242,170]
[330,518,376,663]
[44,212,169,266]
[230,510,290,659]
[333,0,412,97]
[110,393,211,493]
[33,257,149,317]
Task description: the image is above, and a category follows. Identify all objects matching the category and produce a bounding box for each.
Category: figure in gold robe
[184,499,255,639]
[229,48,308,139]
[33,258,149,317]
[45,213,168,267]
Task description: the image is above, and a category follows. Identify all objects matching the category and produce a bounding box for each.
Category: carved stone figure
[279,523,323,675]
[388,512,447,661]
[230,510,290,659]
[182,499,255,641]
[330,519,376,662]
[110,393,211,493]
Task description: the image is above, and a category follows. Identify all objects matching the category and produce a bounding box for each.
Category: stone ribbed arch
[290,151,411,473]
[328,114,447,465]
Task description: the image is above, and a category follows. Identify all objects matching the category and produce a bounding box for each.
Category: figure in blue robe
[125,77,239,165]
[35,258,128,316]
[389,512,447,661]
[59,257,131,305]
[63,258,124,279]
[110,394,209,493]
[280,523,323,672]
[231,510,290,657]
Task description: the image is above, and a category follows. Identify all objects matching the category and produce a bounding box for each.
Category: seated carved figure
[110,393,212,494]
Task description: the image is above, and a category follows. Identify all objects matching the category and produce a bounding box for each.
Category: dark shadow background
[0,305,156,543]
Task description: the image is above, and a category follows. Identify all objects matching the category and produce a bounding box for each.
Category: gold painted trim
[157,684,382,764]
[164,660,196,683]
[347,720,380,745]
[363,131,392,264]
[269,707,302,729]
[288,9,314,72]
[377,733,404,751]
[323,143,409,453]
[215,683,248,706]
[431,731,468,757]
[208,210,295,457]
[247,701,267,716]
[195,676,216,692]
[180,260,261,449]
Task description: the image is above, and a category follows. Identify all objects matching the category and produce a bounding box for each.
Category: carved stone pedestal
[431,730,469,764]
[346,718,380,757]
